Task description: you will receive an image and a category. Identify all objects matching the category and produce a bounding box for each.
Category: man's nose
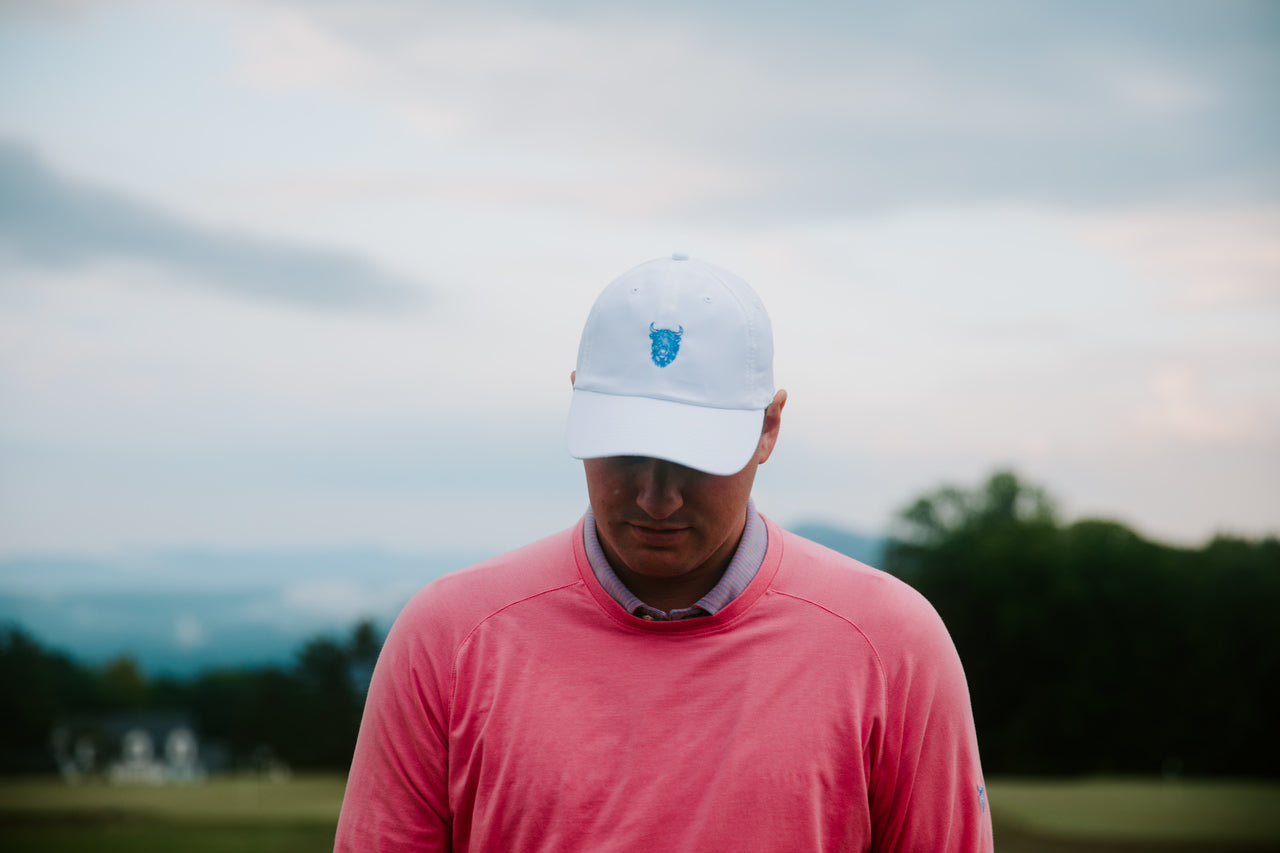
[635,459,684,519]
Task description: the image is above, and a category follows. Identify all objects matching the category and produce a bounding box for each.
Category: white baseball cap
[566,254,775,476]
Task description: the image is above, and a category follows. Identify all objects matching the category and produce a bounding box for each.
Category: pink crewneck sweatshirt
[336,517,993,852]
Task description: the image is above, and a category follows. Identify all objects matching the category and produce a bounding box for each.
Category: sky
[1,0,1278,575]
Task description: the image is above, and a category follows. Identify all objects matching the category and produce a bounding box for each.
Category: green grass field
[988,778,1280,852]
[0,775,344,853]
[1,774,1277,851]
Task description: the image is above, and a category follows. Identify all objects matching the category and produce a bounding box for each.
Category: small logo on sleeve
[978,784,986,813]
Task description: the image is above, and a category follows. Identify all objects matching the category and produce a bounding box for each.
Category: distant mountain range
[0,524,886,676]
[0,548,481,676]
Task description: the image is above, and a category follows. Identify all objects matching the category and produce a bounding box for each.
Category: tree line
[0,621,380,773]
[885,470,1278,777]
[1,470,1276,776]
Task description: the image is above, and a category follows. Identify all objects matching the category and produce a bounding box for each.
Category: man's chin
[614,548,699,580]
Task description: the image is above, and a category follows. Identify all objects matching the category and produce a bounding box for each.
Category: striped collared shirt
[583,499,767,620]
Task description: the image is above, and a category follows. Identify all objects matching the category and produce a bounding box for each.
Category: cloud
[228,0,1280,220]
[0,140,422,310]
[280,579,412,622]
[1065,204,1280,310]
[173,614,207,648]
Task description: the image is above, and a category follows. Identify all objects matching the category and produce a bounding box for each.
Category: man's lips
[627,523,690,546]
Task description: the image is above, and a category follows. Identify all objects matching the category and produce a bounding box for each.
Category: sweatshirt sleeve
[867,592,994,852]
[335,589,453,852]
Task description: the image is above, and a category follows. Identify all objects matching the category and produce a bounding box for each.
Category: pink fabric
[336,517,993,852]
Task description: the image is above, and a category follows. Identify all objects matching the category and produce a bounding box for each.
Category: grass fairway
[989,777,1280,851]
[2,774,1278,851]
[0,774,346,823]
[0,823,338,853]
[0,774,345,853]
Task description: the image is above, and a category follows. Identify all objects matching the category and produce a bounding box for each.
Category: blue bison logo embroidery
[649,323,684,367]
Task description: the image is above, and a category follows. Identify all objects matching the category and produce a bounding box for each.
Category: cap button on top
[671,252,689,261]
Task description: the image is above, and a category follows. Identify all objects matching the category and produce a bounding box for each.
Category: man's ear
[570,370,576,387]
[756,389,787,465]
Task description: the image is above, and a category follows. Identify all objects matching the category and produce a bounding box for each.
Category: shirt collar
[584,498,767,621]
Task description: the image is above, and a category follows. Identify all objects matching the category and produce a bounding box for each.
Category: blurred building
[50,711,215,783]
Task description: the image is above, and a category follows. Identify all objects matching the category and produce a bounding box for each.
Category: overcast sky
[1,0,1277,562]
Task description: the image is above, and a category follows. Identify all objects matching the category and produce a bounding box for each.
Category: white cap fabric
[567,254,774,476]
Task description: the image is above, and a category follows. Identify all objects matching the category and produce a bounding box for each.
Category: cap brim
[566,389,765,476]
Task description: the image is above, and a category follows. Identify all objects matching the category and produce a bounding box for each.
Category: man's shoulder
[397,524,584,637]
[771,525,918,603]
[769,524,949,651]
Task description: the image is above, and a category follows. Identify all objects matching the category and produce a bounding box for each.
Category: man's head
[567,255,785,592]
[567,254,777,475]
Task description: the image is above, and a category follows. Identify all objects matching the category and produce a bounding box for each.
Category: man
[336,255,993,851]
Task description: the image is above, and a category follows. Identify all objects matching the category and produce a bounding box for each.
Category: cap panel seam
[700,264,760,400]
